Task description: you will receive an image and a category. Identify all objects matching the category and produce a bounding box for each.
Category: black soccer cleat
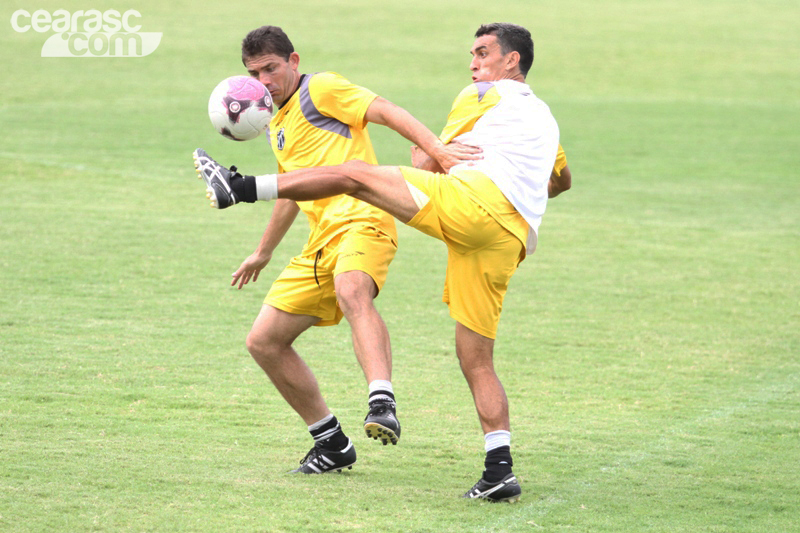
[192,148,242,209]
[463,472,521,503]
[364,400,401,445]
[290,439,357,474]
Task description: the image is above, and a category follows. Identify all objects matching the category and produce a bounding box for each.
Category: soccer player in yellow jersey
[194,26,478,475]
[195,23,569,499]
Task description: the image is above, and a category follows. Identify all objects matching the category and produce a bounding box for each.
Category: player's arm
[231,199,300,289]
[364,97,481,172]
[408,83,500,172]
[410,145,445,173]
[548,144,571,198]
[409,141,478,173]
[548,164,571,198]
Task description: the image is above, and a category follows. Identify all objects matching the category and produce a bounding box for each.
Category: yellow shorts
[401,167,528,339]
[265,225,397,326]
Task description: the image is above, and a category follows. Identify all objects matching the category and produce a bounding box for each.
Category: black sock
[227,167,257,203]
[483,445,513,483]
[309,415,349,451]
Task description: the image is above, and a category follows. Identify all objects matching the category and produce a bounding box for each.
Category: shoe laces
[369,400,396,415]
[228,165,245,182]
[299,445,322,466]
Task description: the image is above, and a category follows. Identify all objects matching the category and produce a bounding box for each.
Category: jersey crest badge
[277,128,286,151]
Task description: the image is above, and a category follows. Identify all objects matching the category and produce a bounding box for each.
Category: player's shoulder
[307,71,351,89]
[456,81,497,100]
[452,82,503,110]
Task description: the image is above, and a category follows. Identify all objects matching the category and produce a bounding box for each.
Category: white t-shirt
[442,80,560,254]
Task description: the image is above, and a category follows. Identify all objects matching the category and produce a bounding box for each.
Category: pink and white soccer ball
[208,76,273,141]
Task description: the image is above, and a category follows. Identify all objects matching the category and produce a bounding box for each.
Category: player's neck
[499,71,525,83]
[279,73,305,109]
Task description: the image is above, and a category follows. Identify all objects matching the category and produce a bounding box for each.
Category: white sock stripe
[308,414,335,432]
[313,427,340,442]
[311,422,342,442]
[484,430,512,452]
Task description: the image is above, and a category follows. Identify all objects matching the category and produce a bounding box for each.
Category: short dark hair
[475,23,534,77]
[241,25,294,65]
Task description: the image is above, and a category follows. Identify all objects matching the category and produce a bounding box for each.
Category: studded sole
[192,149,221,208]
[364,422,399,445]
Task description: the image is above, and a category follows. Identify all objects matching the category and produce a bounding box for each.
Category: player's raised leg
[275,160,421,224]
[192,149,421,223]
[246,304,356,473]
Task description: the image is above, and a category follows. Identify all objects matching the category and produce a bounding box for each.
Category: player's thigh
[444,231,523,339]
[333,226,396,290]
[248,304,320,349]
[344,161,420,224]
[400,167,500,252]
[265,253,340,326]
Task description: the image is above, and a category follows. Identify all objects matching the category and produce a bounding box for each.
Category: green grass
[2,0,799,531]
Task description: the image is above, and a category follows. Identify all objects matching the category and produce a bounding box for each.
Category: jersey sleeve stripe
[298,74,352,139]
[475,81,495,102]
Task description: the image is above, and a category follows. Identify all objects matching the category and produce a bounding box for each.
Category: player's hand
[434,140,482,172]
[231,251,271,289]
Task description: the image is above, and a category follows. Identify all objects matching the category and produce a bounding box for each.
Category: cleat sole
[192,149,220,209]
[364,422,398,445]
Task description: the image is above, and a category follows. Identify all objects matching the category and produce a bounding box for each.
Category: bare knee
[337,284,376,319]
[338,160,375,190]
[246,327,284,369]
[335,272,378,318]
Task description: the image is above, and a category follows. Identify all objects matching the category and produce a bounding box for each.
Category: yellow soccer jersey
[268,72,397,253]
[440,81,564,253]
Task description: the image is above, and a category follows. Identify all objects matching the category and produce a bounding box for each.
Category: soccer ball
[207,76,273,141]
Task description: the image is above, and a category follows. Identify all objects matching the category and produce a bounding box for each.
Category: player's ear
[289,52,300,70]
[505,50,520,72]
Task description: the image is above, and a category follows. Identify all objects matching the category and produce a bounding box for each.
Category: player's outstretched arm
[365,97,481,172]
[231,199,300,289]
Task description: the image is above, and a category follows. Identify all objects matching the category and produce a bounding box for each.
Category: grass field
[2,0,799,531]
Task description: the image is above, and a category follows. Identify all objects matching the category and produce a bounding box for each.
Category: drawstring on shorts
[313,249,322,287]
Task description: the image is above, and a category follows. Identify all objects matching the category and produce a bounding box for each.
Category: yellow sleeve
[440,83,501,143]
[552,144,568,176]
[308,72,379,130]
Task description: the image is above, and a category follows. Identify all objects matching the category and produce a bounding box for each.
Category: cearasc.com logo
[11,9,162,57]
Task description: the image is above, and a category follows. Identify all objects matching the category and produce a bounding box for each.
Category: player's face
[469,34,511,82]
[246,52,300,107]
